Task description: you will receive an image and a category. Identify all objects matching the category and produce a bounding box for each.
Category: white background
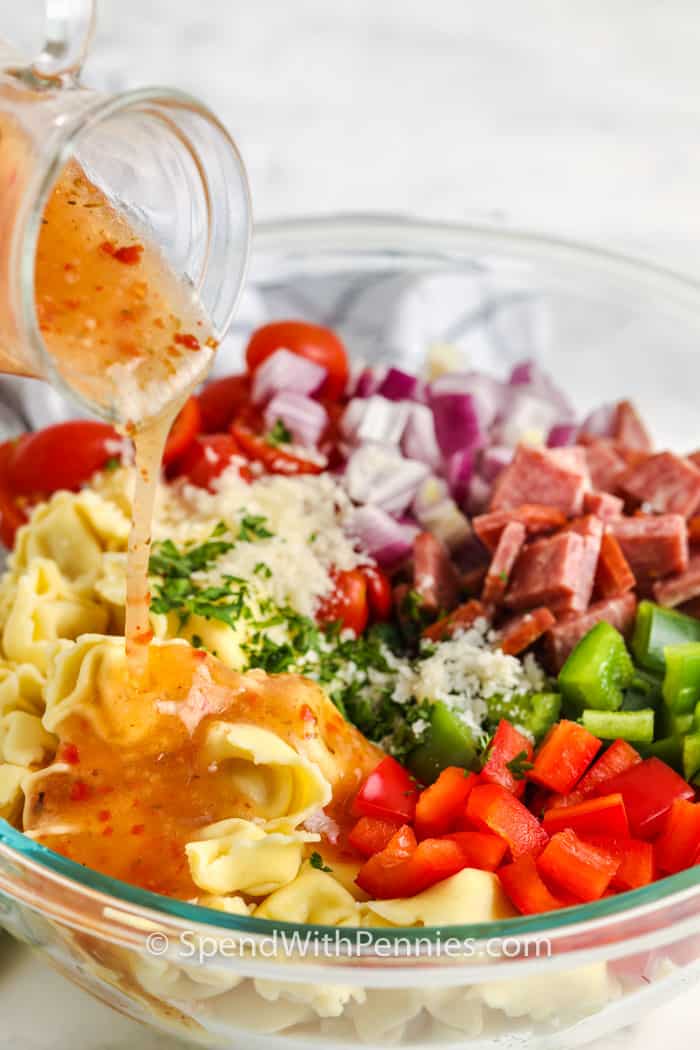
[0,0,699,1046]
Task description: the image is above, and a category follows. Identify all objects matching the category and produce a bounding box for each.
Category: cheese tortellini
[254,866,361,926]
[363,870,515,928]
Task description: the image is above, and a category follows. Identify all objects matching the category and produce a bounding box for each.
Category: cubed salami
[689,451,700,470]
[552,515,603,615]
[688,517,700,546]
[497,607,556,656]
[610,514,688,585]
[594,533,636,599]
[583,490,624,521]
[473,504,566,551]
[611,400,653,452]
[422,599,488,642]
[505,531,585,610]
[489,446,586,517]
[482,520,527,604]
[413,531,461,613]
[652,555,700,608]
[583,440,627,494]
[543,592,638,672]
[620,452,700,518]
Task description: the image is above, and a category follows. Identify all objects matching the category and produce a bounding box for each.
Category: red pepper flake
[69,780,90,802]
[131,824,145,836]
[114,244,143,266]
[173,332,201,351]
[99,240,116,256]
[98,809,111,822]
[60,743,80,765]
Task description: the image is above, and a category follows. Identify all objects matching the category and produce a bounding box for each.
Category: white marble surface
[0,1,700,1046]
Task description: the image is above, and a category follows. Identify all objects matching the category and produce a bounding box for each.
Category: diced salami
[497,607,556,656]
[547,446,591,486]
[543,592,638,672]
[610,514,688,585]
[611,400,653,453]
[583,440,627,494]
[652,555,700,608]
[462,565,488,596]
[422,599,488,642]
[594,533,636,599]
[482,521,527,604]
[505,531,585,611]
[552,515,603,615]
[689,451,700,470]
[620,452,700,518]
[489,446,586,517]
[583,490,624,521]
[412,531,461,613]
[473,504,566,552]
[688,517,700,546]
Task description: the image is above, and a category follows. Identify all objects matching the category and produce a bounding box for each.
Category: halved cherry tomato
[317,568,369,635]
[171,434,252,489]
[8,421,123,497]
[231,423,324,476]
[352,756,420,825]
[0,439,28,547]
[361,565,393,623]
[245,321,349,401]
[198,374,252,433]
[162,396,201,466]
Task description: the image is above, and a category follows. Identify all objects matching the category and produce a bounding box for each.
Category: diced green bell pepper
[581,708,655,744]
[632,601,700,674]
[527,692,562,741]
[407,700,477,784]
[640,734,684,771]
[663,642,700,714]
[658,705,694,739]
[558,622,634,712]
[682,731,700,782]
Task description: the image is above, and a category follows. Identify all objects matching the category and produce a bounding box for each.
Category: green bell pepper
[581,708,655,744]
[641,734,684,771]
[663,642,700,714]
[558,622,634,712]
[683,731,700,782]
[407,701,477,784]
[632,601,700,674]
[527,692,562,741]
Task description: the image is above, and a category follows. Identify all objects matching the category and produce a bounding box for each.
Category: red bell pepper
[597,757,695,840]
[414,768,478,839]
[537,829,620,902]
[347,816,401,858]
[581,834,655,891]
[542,793,630,840]
[564,739,642,806]
[655,799,700,875]
[499,854,566,915]
[445,831,508,872]
[355,825,468,899]
[352,756,420,825]
[528,720,601,795]
[466,783,549,858]
[481,720,534,798]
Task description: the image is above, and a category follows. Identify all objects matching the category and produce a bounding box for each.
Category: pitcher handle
[31,0,97,82]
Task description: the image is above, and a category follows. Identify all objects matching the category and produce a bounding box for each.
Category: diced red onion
[252,349,326,404]
[347,505,418,567]
[547,422,578,448]
[378,367,417,402]
[354,366,386,398]
[430,392,485,458]
[480,445,513,482]
[494,388,561,448]
[413,476,450,517]
[416,499,472,552]
[340,396,410,446]
[430,372,505,431]
[508,359,574,418]
[401,403,442,471]
[580,402,616,438]
[345,443,430,516]
[263,392,328,448]
[446,449,475,505]
[467,473,492,515]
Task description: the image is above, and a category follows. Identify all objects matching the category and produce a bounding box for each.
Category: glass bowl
[1,215,700,1049]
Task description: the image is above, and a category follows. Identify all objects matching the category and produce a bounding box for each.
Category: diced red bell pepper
[466,783,549,859]
[528,720,601,795]
[655,799,700,875]
[355,826,468,898]
[498,854,566,915]
[445,831,508,872]
[347,816,401,858]
[481,719,534,799]
[581,834,655,891]
[543,793,630,839]
[597,757,695,840]
[414,768,478,839]
[566,739,641,804]
[537,829,620,902]
[352,756,420,825]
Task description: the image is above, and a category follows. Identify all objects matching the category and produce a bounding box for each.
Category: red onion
[378,367,417,402]
[340,396,410,446]
[446,449,475,505]
[354,366,386,399]
[480,445,513,482]
[345,443,430,516]
[494,388,561,447]
[401,403,442,471]
[547,422,578,448]
[508,359,574,418]
[413,477,471,551]
[580,402,616,438]
[347,505,418,567]
[252,350,326,404]
[263,392,328,448]
[430,392,485,459]
[467,473,492,515]
[431,372,504,431]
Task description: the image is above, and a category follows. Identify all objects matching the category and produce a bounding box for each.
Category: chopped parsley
[254,562,272,579]
[238,514,274,542]
[505,749,535,780]
[267,419,293,446]
[103,456,121,472]
[309,851,332,873]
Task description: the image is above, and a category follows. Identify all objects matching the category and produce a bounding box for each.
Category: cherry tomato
[172,434,252,489]
[162,396,201,466]
[0,440,28,548]
[245,321,349,401]
[8,421,123,497]
[361,565,393,622]
[317,568,369,635]
[198,373,252,433]
[230,423,325,476]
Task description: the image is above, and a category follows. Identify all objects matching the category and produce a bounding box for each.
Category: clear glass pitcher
[0,0,251,423]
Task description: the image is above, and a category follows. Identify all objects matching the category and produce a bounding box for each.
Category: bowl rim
[3,212,700,957]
